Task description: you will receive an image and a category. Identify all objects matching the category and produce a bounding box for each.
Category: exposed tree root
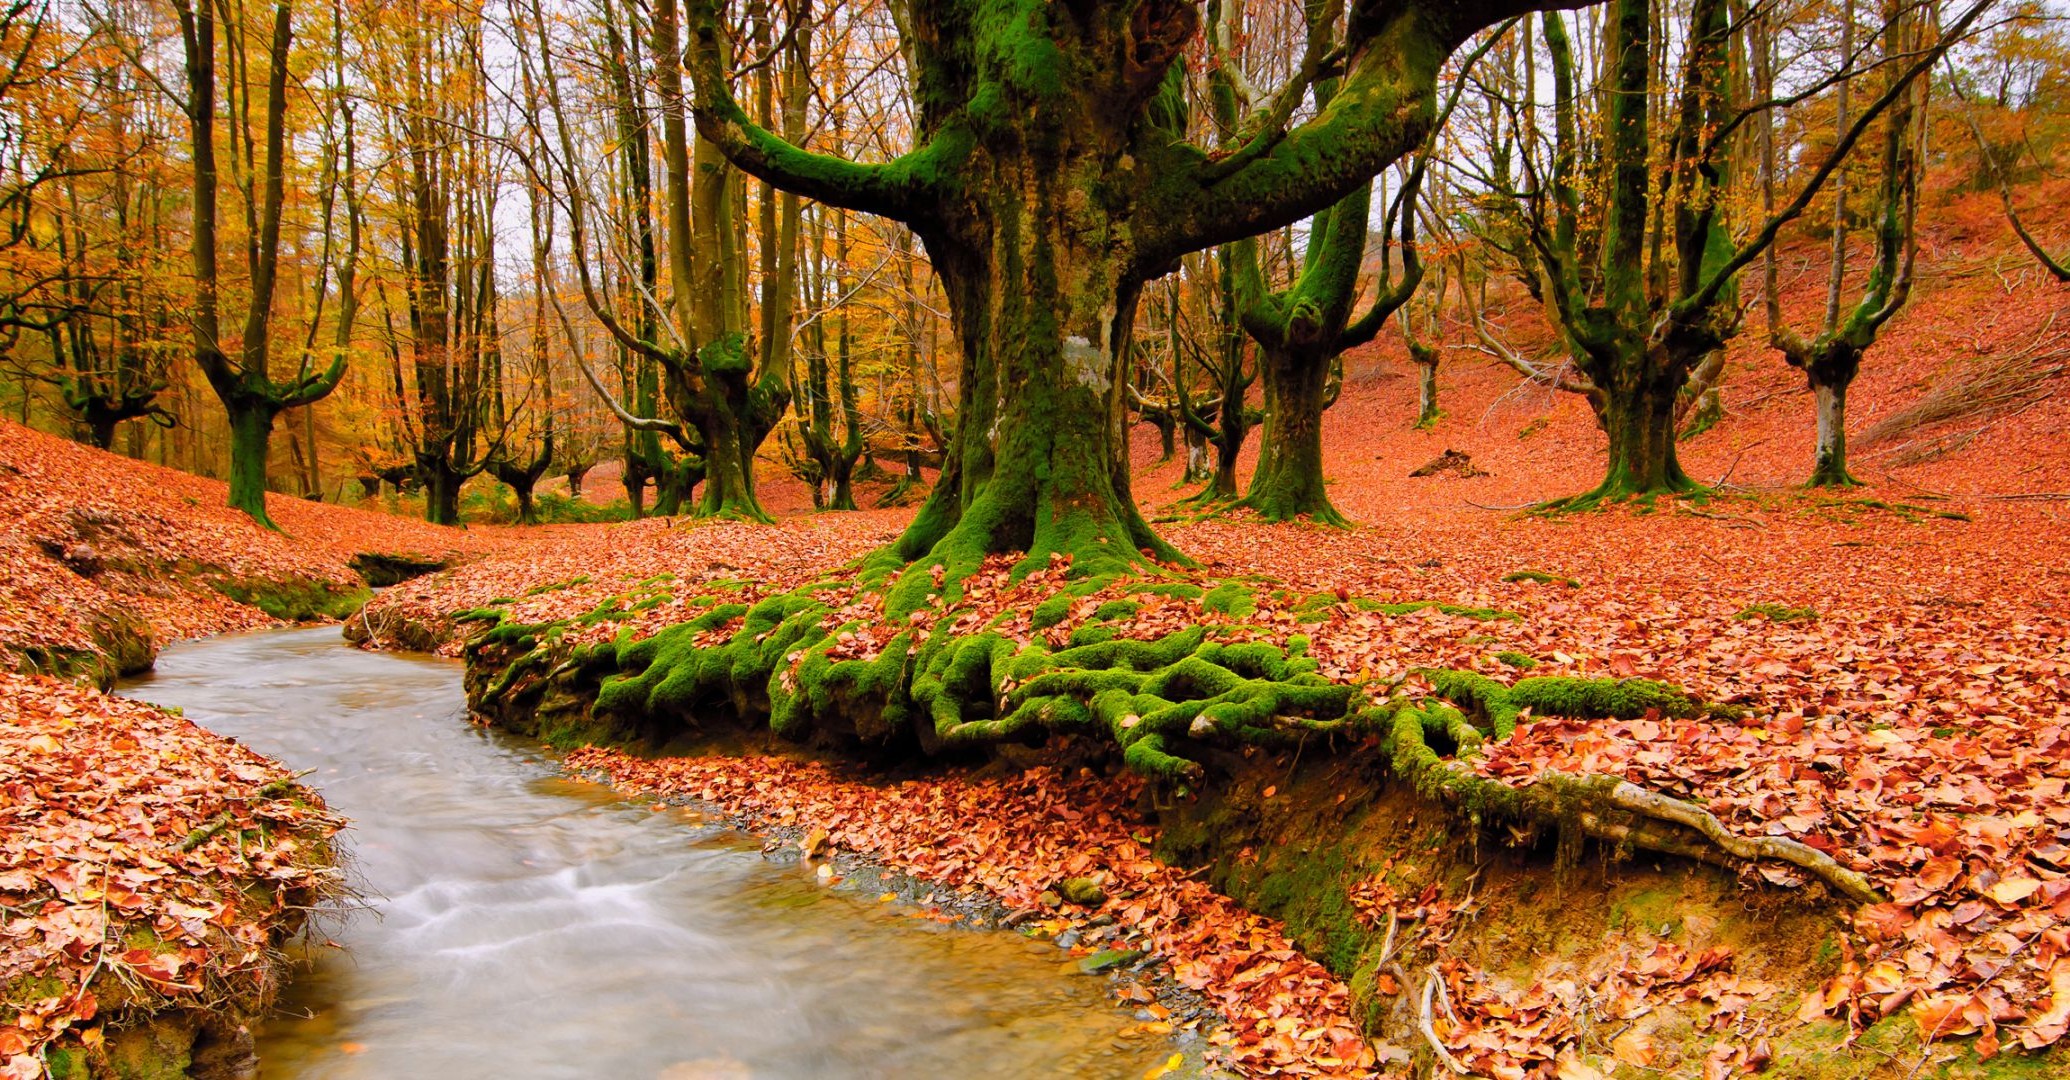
[1385,684,1881,905]
[458,571,1878,906]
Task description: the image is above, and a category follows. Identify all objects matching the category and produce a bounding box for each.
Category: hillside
[0,423,501,686]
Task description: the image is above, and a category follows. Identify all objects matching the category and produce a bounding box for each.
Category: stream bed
[120,627,1191,1079]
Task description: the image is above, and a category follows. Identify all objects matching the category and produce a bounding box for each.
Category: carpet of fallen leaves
[342,201,2070,1073]
[3,189,2065,1075]
[561,749,1379,1076]
[0,672,344,1077]
[0,420,496,671]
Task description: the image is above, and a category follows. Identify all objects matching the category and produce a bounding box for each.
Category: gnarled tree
[688,0,1589,586]
[1486,0,1983,506]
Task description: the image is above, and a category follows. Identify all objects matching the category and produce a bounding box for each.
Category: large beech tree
[686,0,1581,582]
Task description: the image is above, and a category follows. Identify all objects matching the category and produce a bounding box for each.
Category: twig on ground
[1417,970,1471,1075]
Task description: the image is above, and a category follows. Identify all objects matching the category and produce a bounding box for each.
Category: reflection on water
[121,628,1181,1079]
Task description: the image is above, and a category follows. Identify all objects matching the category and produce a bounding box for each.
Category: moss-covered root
[1379,699,1882,905]
[1419,668,1723,736]
[572,586,1370,787]
[913,627,1361,785]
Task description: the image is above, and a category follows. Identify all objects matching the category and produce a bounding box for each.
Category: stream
[119,628,1191,1079]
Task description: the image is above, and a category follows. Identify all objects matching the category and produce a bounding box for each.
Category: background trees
[0,0,2054,530]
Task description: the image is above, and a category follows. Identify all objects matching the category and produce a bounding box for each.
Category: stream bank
[434,603,2064,1078]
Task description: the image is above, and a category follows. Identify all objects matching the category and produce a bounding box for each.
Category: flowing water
[120,628,1192,1079]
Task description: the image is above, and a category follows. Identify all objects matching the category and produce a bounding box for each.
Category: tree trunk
[1181,425,1212,486]
[1806,354,1862,487]
[1414,355,1441,429]
[226,403,278,528]
[691,381,765,519]
[510,477,538,523]
[1204,395,1245,502]
[1242,343,1344,525]
[566,464,590,498]
[828,452,858,511]
[888,201,1174,583]
[87,416,119,451]
[1593,373,1697,501]
[301,405,321,496]
[422,460,463,526]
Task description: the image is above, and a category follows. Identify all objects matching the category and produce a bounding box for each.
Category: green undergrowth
[1820,497,1972,524]
[1501,569,1581,588]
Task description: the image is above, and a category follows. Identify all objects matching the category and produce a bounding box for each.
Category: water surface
[122,628,1183,1079]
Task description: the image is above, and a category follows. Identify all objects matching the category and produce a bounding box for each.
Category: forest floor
[4,191,2070,1078]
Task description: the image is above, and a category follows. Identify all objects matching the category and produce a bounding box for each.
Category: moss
[1493,650,1538,670]
[1091,599,1141,622]
[1347,598,1522,621]
[1031,592,1075,630]
[524,574,593,595]
[1501,569,1580,588]
[1605,883,1685,937]
[43,1047,89,1080]
[348,551,448,586]
[1737,602,1819,623]
[1509,675,1707,720]
[1201,581,1258,617]
[1836,497,1971,523]
[210,575,370,621]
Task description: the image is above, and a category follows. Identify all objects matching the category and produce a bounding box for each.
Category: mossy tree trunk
[1409,343,1441,428]
[422,461,464,526]
[1210,2,1451,526]
[1591,356,1701,499]
[225,404,277,525]
[1175,260,1257,507]
[689,0,1577,578]
[1809,371,1858,487]
[1245,341,1343,523]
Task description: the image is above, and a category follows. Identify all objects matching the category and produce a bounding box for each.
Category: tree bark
[422,459,464,526]
[1412,350,1441,428]
[1245,342,1344,525]
[1592,368,1699,501]
[225,404,276,524]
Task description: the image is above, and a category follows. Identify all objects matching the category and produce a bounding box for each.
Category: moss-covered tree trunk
[225,404,277,525]
[1798,348,1863,487]
[176,2,345,531]
[1411,346,1441,428]
[1767,1,1921,490]
[1594,361,1699,499]
[891,205,1174,580]
[421,459,464,526]
[1245,342,1343,524]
